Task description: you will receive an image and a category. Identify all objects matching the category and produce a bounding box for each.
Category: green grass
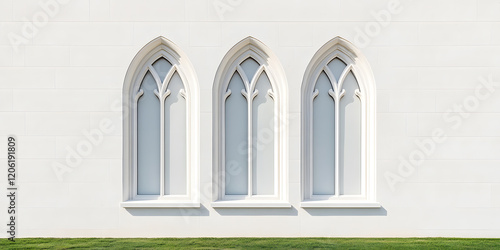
[1,238,499,249]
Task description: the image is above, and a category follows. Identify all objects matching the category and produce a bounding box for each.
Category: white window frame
[121,37,200,208]
[212,37,290,208]
[301,37,379,208]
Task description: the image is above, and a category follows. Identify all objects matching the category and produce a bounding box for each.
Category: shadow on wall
[124,204,210,217]
[303,207,387,216]
[123,205,387,217]
[214,207,299,216]
[213,206,387,216]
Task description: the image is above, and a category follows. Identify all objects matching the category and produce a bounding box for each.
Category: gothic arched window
[301,37,379,208]
[212,37,289,207]
[122,37,199,208]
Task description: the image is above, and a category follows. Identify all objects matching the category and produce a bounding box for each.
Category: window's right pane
[252,71,274,195]
[164,72,187,195]
[339,71,361,195]
[225,72,248,195]
[312,72,335,195]
[137,71,161,195]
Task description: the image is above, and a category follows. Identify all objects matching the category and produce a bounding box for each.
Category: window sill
[211,200,291,208]
[300,200,381,208]
[121,200,200,208]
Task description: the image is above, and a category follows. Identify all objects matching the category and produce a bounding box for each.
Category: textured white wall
[0,0,500,237]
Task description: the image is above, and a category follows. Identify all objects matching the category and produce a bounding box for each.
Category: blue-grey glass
[164,72,187,195]
[339,71,361,195]
[137,71,161,195]
[240,57,260,81]
[225,72,248,195]
[152,57,172,83]
[312,72,335,195]
[252,72,274,195]
[327,58,347,83]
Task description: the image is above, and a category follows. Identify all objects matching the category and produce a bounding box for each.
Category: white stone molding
[212,37,289,207]
[301,37,379,208]
[122,37,200,208]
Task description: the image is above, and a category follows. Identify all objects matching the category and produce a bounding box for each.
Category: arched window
[212,37,289,207]
[122,37,199,208]
[301,37,379,208]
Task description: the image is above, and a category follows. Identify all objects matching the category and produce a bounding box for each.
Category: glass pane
[327,58,347,83]
[164,72,187,195]
[240,57,260,81]
[312,72,335,195]
[252,72,274,195]
[137,71,161,195]
[225,72,248,195]
[152,57,172,83]
[339,71,362,195]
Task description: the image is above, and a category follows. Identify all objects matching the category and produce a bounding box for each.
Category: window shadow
[303,206,387,216]
[214,207,298,216]
[124,204,210,217]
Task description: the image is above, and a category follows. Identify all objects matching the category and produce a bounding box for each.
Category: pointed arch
[301,37,379,208]
[122,37,199,208]
[212,37,289,207]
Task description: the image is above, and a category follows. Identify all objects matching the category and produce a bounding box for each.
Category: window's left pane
[137,71,161,195]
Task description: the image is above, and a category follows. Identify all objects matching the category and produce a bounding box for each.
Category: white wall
[1,0,500,237]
